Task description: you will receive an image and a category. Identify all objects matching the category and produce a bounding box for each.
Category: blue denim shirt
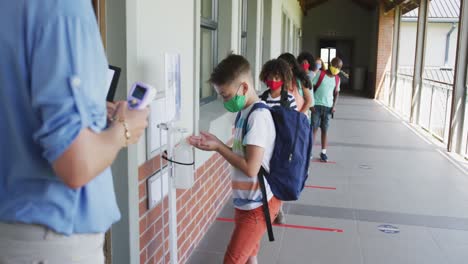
[0,0,121,235]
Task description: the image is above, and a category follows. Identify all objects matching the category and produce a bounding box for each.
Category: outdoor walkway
[188,94,468,264]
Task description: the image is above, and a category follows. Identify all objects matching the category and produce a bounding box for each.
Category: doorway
[318,39,354,91]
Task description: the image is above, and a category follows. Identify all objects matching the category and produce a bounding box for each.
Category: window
[240,0,248,56]
[292,25,297,54]
[320,47,336,69]
[200,0,218,105]
[281,13,287,53]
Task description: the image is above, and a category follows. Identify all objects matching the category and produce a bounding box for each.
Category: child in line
[297,51,318,82]
[189,54,281,264]
[278,53,313,115]
[311,57,343,162]
[259,59,298,111]
[315,57,326,72]
[258,58,297,225]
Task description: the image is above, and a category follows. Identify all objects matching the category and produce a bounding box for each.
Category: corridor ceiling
[298,0,421,14]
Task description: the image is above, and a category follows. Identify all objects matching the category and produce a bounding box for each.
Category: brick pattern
[374,4,395,99]
[138,151,232,264]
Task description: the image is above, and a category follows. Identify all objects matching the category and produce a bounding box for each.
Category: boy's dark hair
[297,51,317,72]
[209,54,250,86]
[259,59,293,86]
[278,53,312,90]
[331,57,343,68]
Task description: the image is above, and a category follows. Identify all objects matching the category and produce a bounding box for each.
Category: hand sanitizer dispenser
[173,141,195,189]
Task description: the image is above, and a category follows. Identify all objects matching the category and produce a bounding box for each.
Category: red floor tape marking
[304,185,337,190]
[311,159,337,164]
[216,217,344,233]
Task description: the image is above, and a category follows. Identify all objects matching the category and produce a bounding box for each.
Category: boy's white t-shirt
[231,101,276,210]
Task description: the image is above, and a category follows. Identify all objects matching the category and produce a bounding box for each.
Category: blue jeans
[312,105,332,132]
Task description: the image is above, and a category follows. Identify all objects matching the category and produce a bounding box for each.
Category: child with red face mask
[259,59,298,111]
[258,59,297,225]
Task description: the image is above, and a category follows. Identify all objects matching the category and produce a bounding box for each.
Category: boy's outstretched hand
[188,132,223,152]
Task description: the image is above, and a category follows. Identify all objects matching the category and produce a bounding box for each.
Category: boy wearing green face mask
[311,57,343,162]
[188,54,281,264]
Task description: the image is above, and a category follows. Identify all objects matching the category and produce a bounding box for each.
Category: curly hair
[297,51,317,72]
[259,59,293,90]
[278,53,312,90]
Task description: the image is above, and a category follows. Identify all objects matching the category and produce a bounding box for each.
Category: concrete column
[448,0,468,153]
[410,0,429,124]
[390,6,401,108]
[106,0,140,263]
[246,0,263,90]
[262,0,272,64]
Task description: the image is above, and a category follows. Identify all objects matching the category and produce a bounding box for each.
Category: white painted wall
[247,0,263,90]
[399,21,459,68]
[113,0,302,167]
[130,0,197,165]
[268,0,303,59]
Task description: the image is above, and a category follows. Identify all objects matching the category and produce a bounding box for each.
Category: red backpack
[313,70,340,93]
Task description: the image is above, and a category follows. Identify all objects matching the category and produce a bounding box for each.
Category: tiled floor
[188,95,468,264]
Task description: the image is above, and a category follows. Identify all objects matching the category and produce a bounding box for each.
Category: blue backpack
[235,102,313,241]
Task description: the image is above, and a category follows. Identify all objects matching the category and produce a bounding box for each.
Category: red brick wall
[138,151,232,264]
[374,4,395,99]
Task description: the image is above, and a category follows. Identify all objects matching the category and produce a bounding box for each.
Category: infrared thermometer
[127,82,156,109]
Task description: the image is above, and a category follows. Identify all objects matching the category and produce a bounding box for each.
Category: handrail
[422,78,453,87]
[394,72,453,87]
[396,73,413,78]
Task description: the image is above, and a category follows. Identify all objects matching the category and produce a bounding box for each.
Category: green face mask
[223,85,246,113]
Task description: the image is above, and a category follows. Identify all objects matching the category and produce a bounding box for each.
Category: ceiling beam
[305,0,329,10]
[352,0,378,10]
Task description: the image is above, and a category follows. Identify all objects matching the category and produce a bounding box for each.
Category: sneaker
[320,153,328,162]
[274,208,286,224]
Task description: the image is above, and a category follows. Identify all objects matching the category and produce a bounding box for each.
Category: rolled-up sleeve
[31,15,108,164]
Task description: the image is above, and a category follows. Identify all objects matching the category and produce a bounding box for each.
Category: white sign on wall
[165,53,181,122]
[147,169,169,210]
[146,53,181,159]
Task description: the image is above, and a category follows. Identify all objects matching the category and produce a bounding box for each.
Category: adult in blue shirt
[0,1,149,263]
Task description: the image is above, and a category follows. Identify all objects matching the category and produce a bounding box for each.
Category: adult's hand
[112,101,149,146]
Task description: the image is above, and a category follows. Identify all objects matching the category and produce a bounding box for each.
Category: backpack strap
[313,71,327,92]
[260,90,270,102]
[258,166,275,241]
[240,103,275,241]
[280,90,292,108]
[334,75,340,94]
[241,103,270,138]
[296,78,304,97]
[234,112,241,128]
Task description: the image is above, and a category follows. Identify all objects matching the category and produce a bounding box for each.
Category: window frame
[200,0,219,105]
[240,0,248,57]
